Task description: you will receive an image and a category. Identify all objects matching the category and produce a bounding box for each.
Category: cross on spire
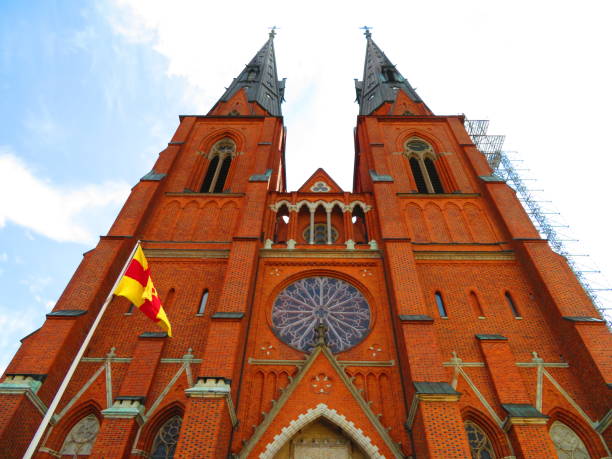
[360,25,373,39]
[268,25,279,39]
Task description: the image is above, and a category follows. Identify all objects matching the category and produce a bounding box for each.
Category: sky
[0,0,611,374]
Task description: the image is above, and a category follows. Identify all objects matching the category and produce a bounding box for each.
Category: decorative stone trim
[595,409,612,434]
[0,374,48,416]
[46,309,87,318]
[563,316,605,323]
[139,332,168,339]
[185,377,237,427]
[211,312,244,320]
[249,169,273,182]
[247,358,395,368]
[37,447,61,457]
[269,199,372,213]
[140,170,167,181]
[101,398,145,424]
[259,249,381,259]
[398,314,434,322]
[476,334,508,341]
[479,174,505,183]
[143,248,230,259]
[414,251,515,261]
[369,170,393,182]
[258,403,386,459]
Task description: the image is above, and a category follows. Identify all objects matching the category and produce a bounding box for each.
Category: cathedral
[0,30,610,458]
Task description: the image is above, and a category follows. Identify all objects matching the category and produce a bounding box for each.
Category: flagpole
[23,239,142,459]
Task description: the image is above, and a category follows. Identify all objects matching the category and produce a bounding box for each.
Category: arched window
[465,421,496,459]
[59,414,100,456]
[409,157,428,193]
[351,205,369,244]
[151,415,182,459]
[424,157,444,193]
[274,204,290,243]
[197,289,209,315]
[200,138,236,193]
[304,223,338,244]
[435,292,447,318]
[504,292,521,318]
[469,291,485,318]
[404,137,445,194]
[549,421,591,459]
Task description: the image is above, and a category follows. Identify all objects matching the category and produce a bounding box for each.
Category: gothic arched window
[151,415,182,459]
[59,414,100,456]
[197,289,209,315]
[465,421,496,459]
[435,291,447,318]
[504,291,521,318]
[303,223,338,244]
[549,421,591,459]
[200,138,236,193]
[404,137,445,194]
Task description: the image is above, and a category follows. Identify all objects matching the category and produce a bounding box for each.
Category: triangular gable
[238,344,403,458]
[297,168,344,193]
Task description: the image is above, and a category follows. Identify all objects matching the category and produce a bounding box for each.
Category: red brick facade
[1,37,610,459]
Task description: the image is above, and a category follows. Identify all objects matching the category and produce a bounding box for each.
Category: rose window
[271,276,370,353]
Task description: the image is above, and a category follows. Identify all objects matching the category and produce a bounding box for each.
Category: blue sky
[1,0,611,373]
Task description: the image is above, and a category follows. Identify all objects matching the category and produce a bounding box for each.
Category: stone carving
[311,373,333,394]
[549,421,591,459]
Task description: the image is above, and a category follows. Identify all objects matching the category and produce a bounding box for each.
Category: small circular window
[303,224,338,244]
[271,276,371,353]
[405,138,431,152]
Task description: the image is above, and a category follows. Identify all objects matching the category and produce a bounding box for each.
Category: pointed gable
[238,344,404,458]
[297,168,344,193]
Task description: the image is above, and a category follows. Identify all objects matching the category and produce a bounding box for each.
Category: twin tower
[1,32,610,458]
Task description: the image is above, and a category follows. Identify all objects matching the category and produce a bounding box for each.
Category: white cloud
[0,149,130,244]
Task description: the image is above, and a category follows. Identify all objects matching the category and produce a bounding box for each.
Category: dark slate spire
[355,30,424,115]
[213,30,285,116]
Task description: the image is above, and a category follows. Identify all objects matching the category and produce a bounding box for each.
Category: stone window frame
[59,413,101,456]
[403,136,445,194]
[200,138,238,193]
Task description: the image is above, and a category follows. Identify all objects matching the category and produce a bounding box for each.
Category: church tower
[0,31,610,459]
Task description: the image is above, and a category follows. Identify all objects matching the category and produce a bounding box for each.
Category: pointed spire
[355,29,426,115]
[211,31,285,116]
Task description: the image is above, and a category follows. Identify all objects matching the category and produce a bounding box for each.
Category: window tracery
[200,138,236,193]
[465,421,496,459]
[303,223,338,244]
[549,421,591,459]
[59,414,100,456]
[271,276,371,353]
[404,136,445,194]
[150,415,182,459]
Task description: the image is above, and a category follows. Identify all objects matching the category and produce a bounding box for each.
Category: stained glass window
[303,224,338,244]
[151,415,182,459]
[549,421,591,459]
[271,276,370,353]
[59,414,100,456]
[465,421,496,459]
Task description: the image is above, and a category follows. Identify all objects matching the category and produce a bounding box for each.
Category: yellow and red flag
[114,244,172,337]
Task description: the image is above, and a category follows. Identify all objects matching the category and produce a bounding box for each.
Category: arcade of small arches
[270,200,372,246]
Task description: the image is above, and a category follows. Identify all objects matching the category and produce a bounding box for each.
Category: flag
[114,244,172,337]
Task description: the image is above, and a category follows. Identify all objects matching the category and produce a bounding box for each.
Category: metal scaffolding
[465,119,611,325]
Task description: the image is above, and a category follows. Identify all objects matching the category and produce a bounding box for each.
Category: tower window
[404,137,445,194]
[197,290,209,315]
[505,292,521,318]
[409,157,428,193]
[200,138,236,193]
[435,292,447,318]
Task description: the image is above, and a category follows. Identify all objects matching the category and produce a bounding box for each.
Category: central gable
[298,168,344,193]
